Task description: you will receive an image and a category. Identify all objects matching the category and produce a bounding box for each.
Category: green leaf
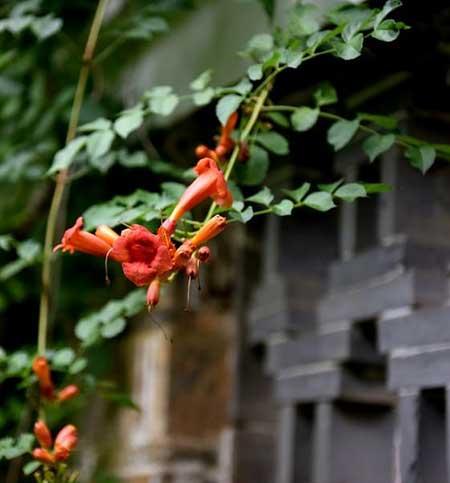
[303,192,336,211]
[374,0,402,29]
[327,119,360,151]
[190,70,212,91]
[235,145,269,185]
[283,182,311,203]
[288,5,320,36]
[405,145,436,174]
[272,199,294,216]
[193,88,215,106]
[282,48,303,68]
[48,136,87,174]
[31,15,62,40]
[266,112,289,128]
[314,82,338,106]
[334,183,367,202]
[372,19,403,42]
[256,131,289,155]
[357,113,398,129]
[317,179,343,193]
[52,348,75,368]
[86,130,115,160]
[148,93,179,116]
[291,107,319,132]
[334,33,364,60]
[230,78,253,96]
[23,460,41,475]
[68,358,88,375]
[216,95,243,126]
[362,133,395,162]
[101,317,127,338]
[246,33,274,58]
[75,317,100,342]
[83,203,126,230]
[0,433,34,460]
[342,21,362,43]
[118,151,147,168]
[247,64,263,81]
[362,183,392,194]
[79,118,112,132]
[114,110,144,139]
[247,187,274,206]
[0,235,14,250]
[230,206,254,223]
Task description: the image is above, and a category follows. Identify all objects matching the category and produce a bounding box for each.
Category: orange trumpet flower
[162,158,232,233]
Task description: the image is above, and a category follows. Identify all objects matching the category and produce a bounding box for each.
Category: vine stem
[37,0,110,355]
[202,87,270,224]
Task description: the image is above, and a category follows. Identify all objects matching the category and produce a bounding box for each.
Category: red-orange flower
[54,217,120,259]
[163,158,232,233]
[146,279,161,308]
[111,225,173,287]
[32,356,55,400]
[54,424,78,461]
[32,423,78,465]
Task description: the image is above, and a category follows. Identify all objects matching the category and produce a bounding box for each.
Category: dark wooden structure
[243,148,450,483]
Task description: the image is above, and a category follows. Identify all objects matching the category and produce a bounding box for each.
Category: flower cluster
[32,356,79,402]
[55,149,233,308]
[33,421,78,465]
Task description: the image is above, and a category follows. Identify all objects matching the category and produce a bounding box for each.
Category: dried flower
[196,246,211,263]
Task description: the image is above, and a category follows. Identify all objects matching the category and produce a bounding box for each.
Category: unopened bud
[186,257,199,279]
[195,145,211,159]
[34,420,52,448]
[95,225,119,246]
[196,246,211,263]
[32,356,55,400]
[215,144,227,159]
[57,385,80,402]
[146,279,161,308]
[54,424,78,459]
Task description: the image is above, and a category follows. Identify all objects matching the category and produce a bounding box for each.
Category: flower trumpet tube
[95,224,120,246]
[32,356,55,400]
[54,217,121,259]
[190,215,227,247]
[162,158,232,233]
[34,420,53,449]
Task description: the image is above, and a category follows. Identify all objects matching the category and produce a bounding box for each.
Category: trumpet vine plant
[0,0,449,481]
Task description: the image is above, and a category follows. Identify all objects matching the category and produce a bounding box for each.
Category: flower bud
[196,246,211,263]
[57,385,80,402]
[146,279,161,308]
[32,448,55,465]
[174,241,195,268]
[215,144,228,159]
[195,144,211,159]
[54,424,78,457]
[32,356,55,400]
[34,420,52,448]
[190,215,226,247]
[186,257,199,279]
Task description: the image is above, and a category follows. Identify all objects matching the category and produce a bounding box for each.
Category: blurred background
[1,0,450,482]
